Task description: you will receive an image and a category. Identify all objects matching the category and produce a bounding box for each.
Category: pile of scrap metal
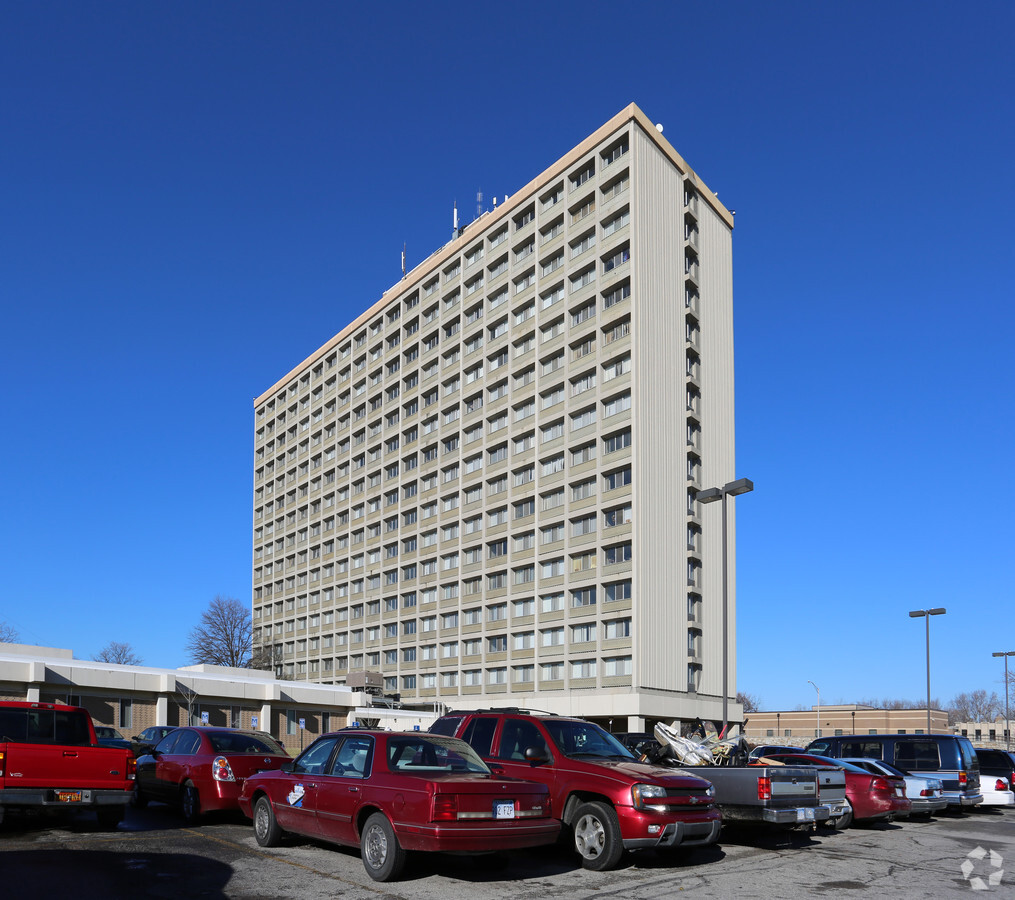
[639,719,750,768]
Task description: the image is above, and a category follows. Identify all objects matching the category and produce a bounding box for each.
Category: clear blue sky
[2,2,1012,711]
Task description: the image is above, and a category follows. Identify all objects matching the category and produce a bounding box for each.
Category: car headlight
[632,783,668,808]
[706,784,715,797]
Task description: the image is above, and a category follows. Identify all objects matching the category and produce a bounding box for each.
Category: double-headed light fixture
[909,608,946,734]
[697,477,753,733]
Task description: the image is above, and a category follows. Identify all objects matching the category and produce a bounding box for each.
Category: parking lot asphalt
[2,804,1012,898]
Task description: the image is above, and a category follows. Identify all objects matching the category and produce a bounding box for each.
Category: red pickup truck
[0,701,135,828]
[431,710,721,870]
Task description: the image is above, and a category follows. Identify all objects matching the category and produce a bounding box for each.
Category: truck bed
[685,765,832,827]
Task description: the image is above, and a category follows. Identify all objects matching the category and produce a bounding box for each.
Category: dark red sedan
[767,753,911,825]
[238,729,560,881]
[134,727,290,823]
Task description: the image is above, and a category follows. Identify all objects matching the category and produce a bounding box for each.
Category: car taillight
[432,794,458,821]
[871,777,891,794]
[211,756,236,782]
[126,756,136,779]
[920,788,933,797]
[0,749,4,775]
[757,777,772,801]
[959,771,968,786]
[996,779,1010,792]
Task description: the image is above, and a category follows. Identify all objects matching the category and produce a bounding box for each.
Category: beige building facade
[252,104,742,733]
[746,704,951,745]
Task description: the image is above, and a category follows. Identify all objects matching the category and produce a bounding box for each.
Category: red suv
[430,709,720,870]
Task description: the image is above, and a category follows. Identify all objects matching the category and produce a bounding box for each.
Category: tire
[832,800,853,830]
[571,801,624,871]
[360,812,407,882]
[96,806,124,829]
[132,783,149,809]
[253,796,283,848]
[180,782,201,825]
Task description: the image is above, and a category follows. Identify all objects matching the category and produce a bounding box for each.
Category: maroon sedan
[238,729,560,881]
[134,727,290,823]
[768,753,911,825]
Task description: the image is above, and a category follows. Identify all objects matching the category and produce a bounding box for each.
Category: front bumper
[620,813,722,850]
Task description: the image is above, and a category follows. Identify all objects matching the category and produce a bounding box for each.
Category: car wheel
[572,801,624,871]
[96,806,124,829]
[360,812,407,882]
[180,782,201,824]
[833,801,853,829]
[253,796,283,847]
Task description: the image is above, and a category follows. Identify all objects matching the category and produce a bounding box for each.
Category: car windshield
[208,732,286,754]
[543,720,635,759]
[387,734,489,774]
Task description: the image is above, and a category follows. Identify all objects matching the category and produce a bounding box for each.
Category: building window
[603,656,632,677]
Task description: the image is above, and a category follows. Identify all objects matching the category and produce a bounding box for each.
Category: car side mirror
[280,760,294,774]
[524,746,550,765]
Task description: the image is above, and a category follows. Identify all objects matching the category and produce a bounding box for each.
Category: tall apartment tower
[252,104,741,732]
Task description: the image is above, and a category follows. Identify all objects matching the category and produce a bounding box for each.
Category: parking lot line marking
[183,828,394,895]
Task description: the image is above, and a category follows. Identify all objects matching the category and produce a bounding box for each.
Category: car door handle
[349,786,359,793]
[63,751,78,757]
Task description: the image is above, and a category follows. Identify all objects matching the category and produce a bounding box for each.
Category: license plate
[494,801,516,819]
[57,791,82,803]
[895,788,904,797]
[796,807,814,822]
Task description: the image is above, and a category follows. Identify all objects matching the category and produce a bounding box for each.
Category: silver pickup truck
[619,733,832,828]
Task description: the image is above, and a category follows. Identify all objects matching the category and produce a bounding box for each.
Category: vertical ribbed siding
[630,127,686,694]
[696,202,736,702]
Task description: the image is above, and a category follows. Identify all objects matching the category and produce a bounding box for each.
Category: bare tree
[949,690,1002,724]
[185,596,252,668]
[736,691,760,713]
[249,642,291,679]
[92,641,143,665]
[0,620,19,643]
[176,681,198,726]
[854,697,942,711]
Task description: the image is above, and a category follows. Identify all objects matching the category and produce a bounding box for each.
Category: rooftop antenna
[452,201,459,239]
[493,196,498,209]
[476,190,483,220]
[401,242,406,279]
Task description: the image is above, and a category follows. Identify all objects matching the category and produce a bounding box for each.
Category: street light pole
[696,477,754,735]
[909,608,946,734]
[993,651,1014,751]
[808,680,820,738]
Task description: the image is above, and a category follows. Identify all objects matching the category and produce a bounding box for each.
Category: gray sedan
[841,757,947,816]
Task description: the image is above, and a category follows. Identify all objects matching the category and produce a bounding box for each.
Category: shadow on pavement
[0,849,234,899]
